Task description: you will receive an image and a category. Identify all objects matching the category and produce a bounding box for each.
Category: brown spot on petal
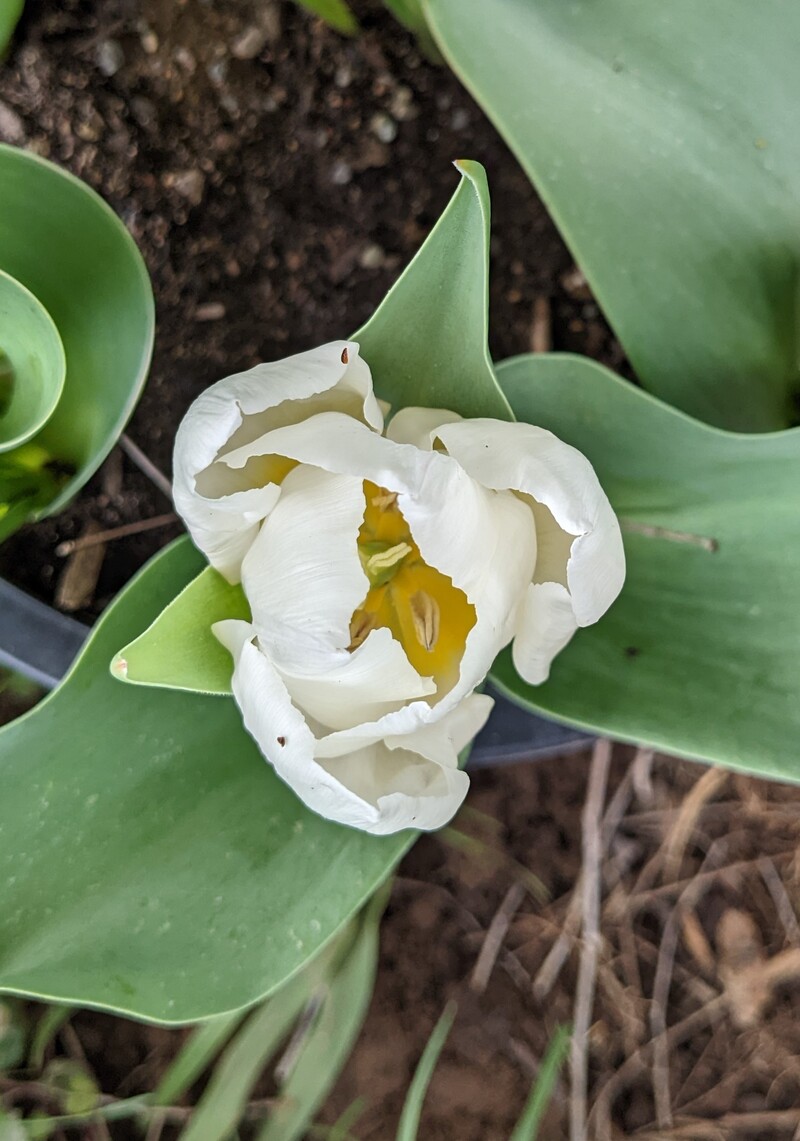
[277,736,286,746]
[341,346,349,364]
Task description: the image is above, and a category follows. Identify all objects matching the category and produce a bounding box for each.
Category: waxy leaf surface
[426,0,800,432]
[491,353,800,780]
[0,539,409,1022]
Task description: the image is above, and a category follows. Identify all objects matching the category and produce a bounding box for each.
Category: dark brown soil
[4,4,796,1141]
[0,0,623,620]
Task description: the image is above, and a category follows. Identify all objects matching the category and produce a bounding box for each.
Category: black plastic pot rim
[0,576,593,766]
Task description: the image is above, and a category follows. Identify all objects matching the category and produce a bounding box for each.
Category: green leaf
[256,892,386,1141]
[509,1024,570,1141]
[355,161,513,422]
[0,271,65,451]
[0,0,23,56]
[395,1002,456,1141]
[153,1009,245,1107]
[425,0,800,432]
[113,566,249,694]
[490,353,800,781]
[295,0,359,36]
[0,144,153,534]
[0,538,410,1023]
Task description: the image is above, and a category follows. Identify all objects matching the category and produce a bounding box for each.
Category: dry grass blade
[662,768,728,882]
[120,434,173,501]
[470,881,526,994]
[570,737,612,1141]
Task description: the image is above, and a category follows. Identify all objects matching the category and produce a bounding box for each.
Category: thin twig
[663,768,728,882]
[590,995,728,1140]
[623,849,796,914]
[619,519,718,553]
[530,296,552,353]
[570,737,612,1141]
[758,857,800,946]
[649,836,728,1130]
[470,881,526,994]
[120,434,173,501]
[274,992,325,1086]
[56,513,179,556]
[534,754,633,1001]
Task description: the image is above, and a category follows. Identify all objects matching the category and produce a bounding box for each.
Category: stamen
[371,490,398,511]
[365,541,412,576]
[409,590,440,652]
[348,609,377,651]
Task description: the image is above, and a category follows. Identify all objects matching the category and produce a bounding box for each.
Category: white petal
[173,341,381,580]
[315,690,494,761]
[241,463,436,727]
[228,414,536,714]
[386,406,463,448]
[280,627,436,731]
[324,741,469,834]
[511,582,579,685]
[435,419,625,626]
[213,618,470,835]
[241,464,367,672]
[398,471,537,713]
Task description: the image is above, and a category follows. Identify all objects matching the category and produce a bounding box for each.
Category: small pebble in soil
[194,302,226,322]
[370,112,398,144]
[231,26,269,61]
[167,169,206,206]
[451,107,470,131]
[359,243,386,270]
[0,101,25,143]
[138,23,159,55]
[95,39,125,78]
[330,159,352,185]
[389,85,418,121]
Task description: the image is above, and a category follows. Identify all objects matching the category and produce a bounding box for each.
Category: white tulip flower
[173,340,625,834]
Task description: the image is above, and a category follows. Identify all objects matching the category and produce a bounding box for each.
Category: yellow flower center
[349,481,477,692]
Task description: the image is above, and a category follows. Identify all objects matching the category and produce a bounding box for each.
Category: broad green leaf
[490,353,800,781]
[295,0,358,35]
[509,1024,570,1141]
[153,1008,245,1106]
[395,1002,456,1141]
[0,144,153,531]
[256,892,385,1141]
[355,161,513,422]
[425,0,800,433]
[0,270,65,452]
[0,0,23,56]
[113,566,248,694]
[0,538,410,1023]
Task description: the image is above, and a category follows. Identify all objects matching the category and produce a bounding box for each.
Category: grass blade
[153,1008,245,1106]
[509,1025,570,1141]
[395,1002,457,1141]
[181,973,317,1141]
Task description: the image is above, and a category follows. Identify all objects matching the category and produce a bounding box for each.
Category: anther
[348,609,376,651]
[410,591,440,652]
[365,541,412,576]
[371,490,398,510]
